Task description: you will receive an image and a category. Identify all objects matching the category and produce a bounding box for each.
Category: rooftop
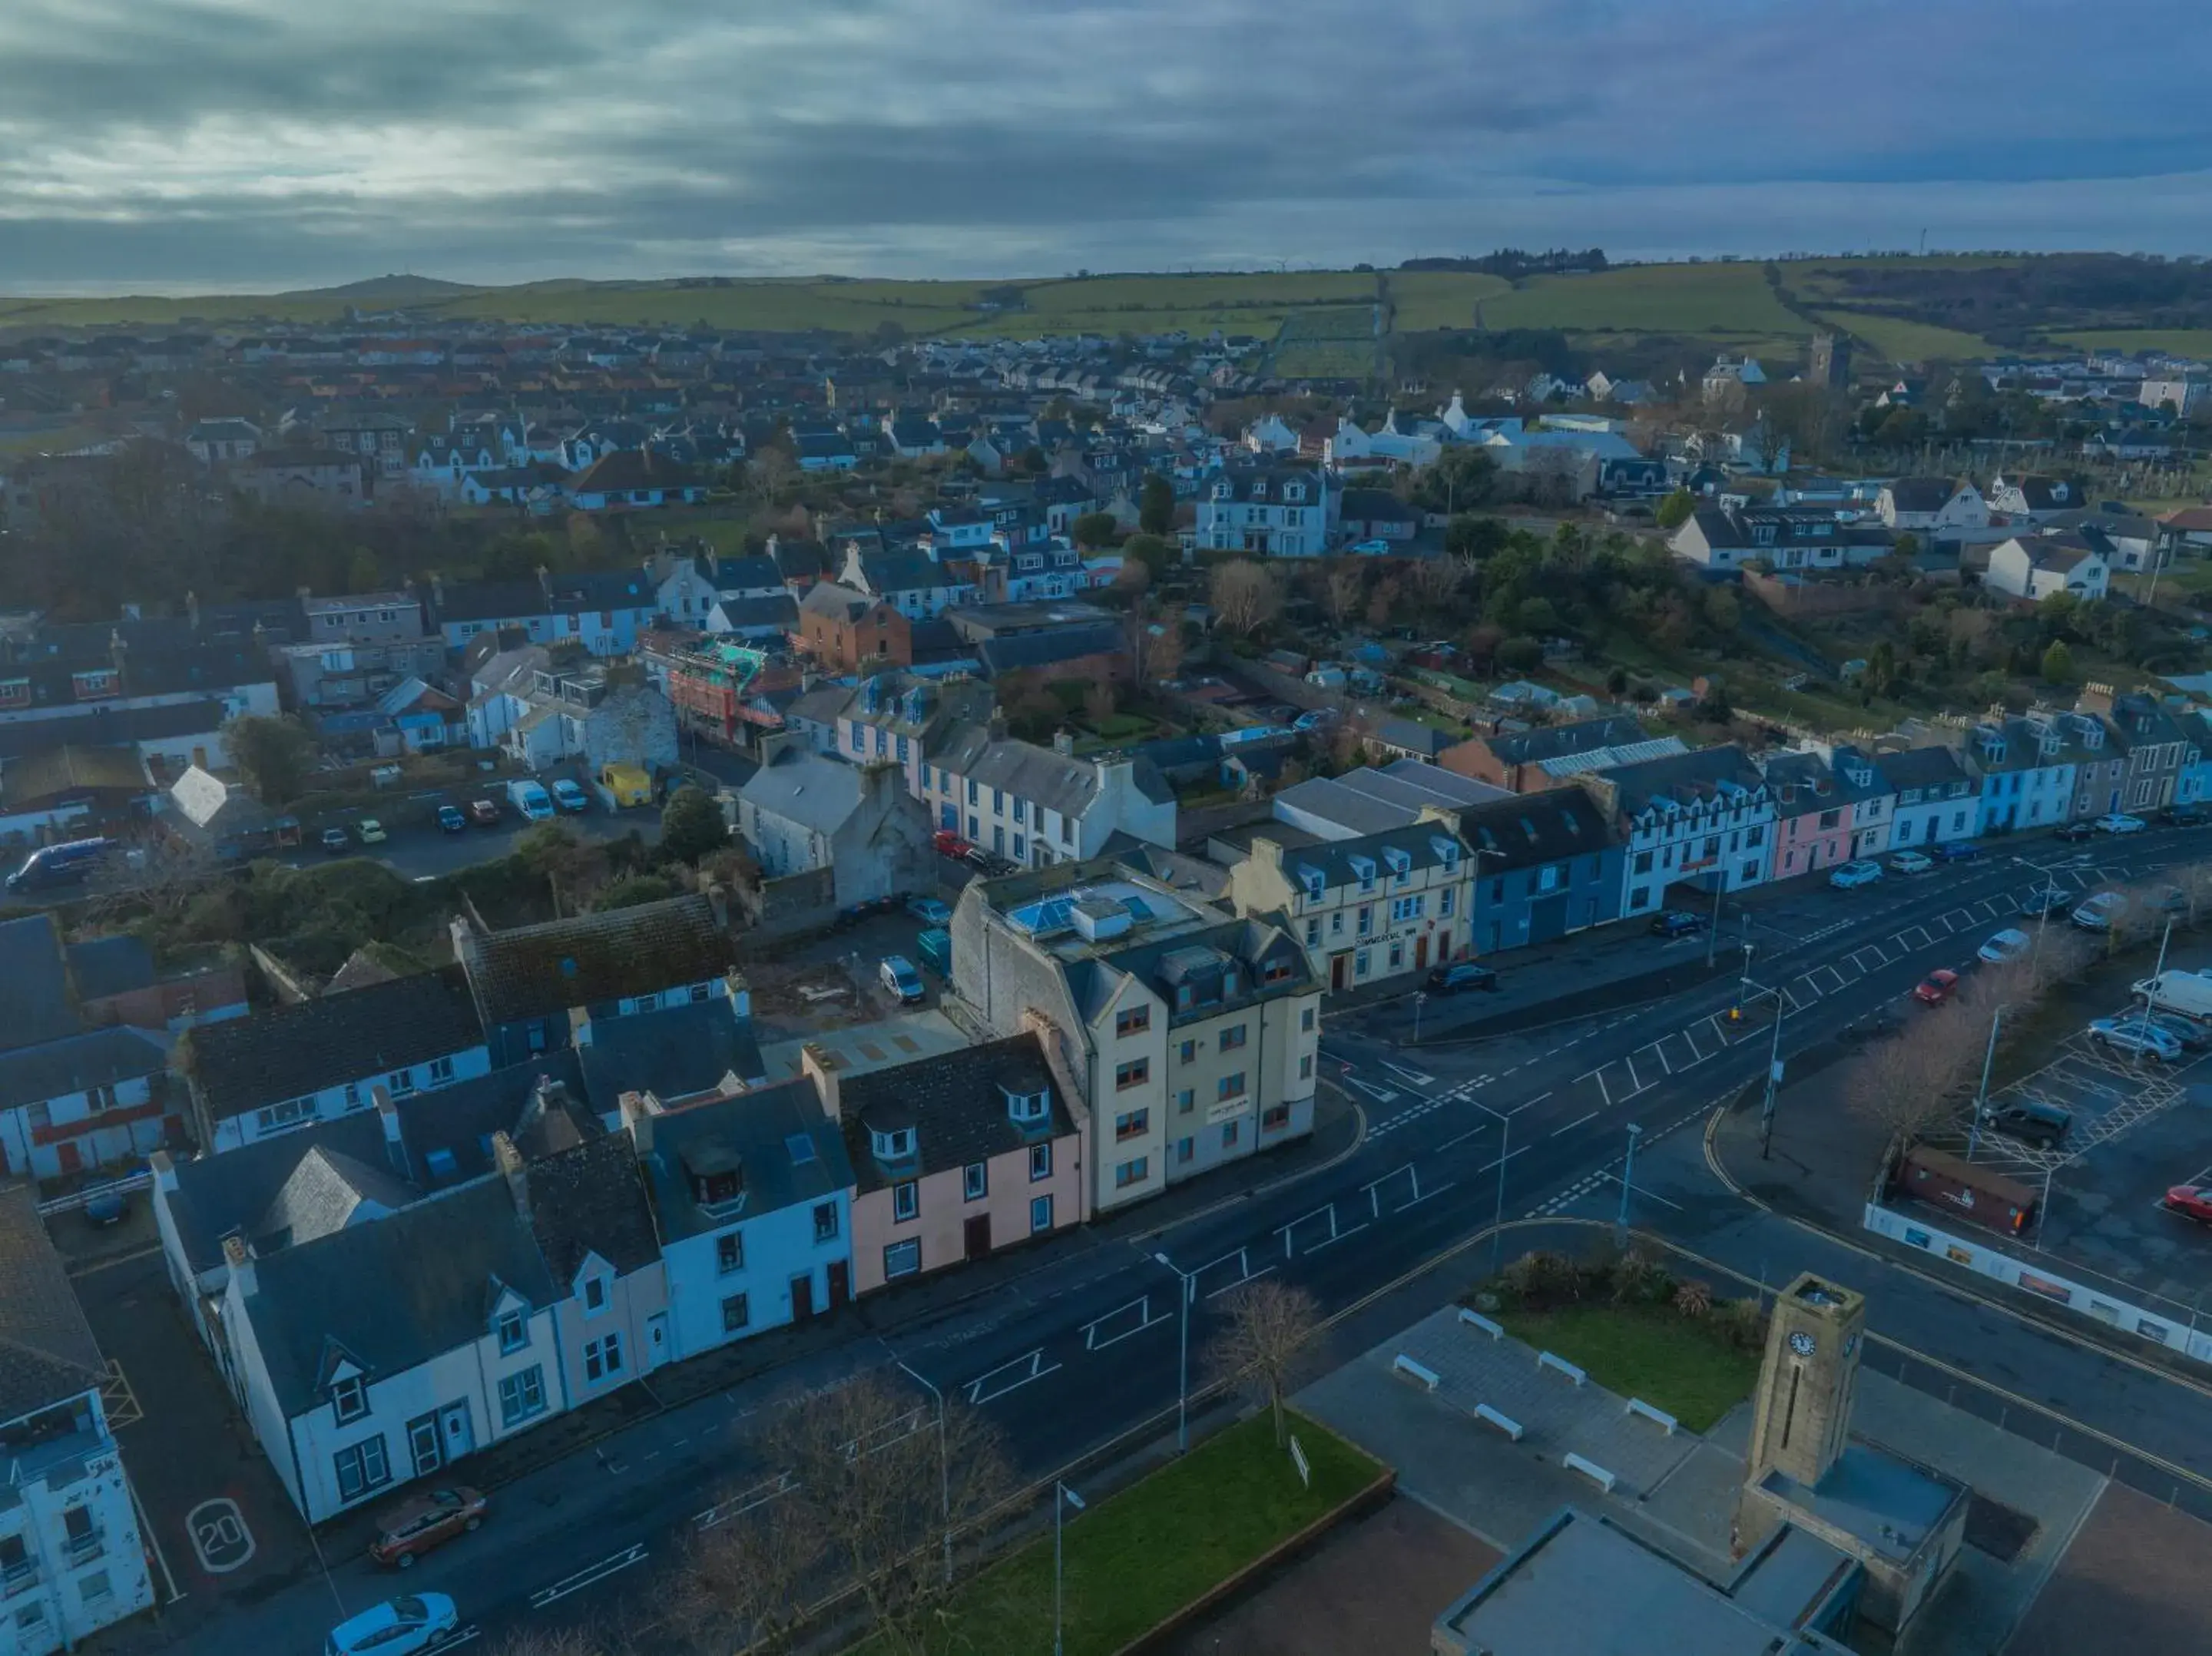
[459,895,733,1027]
[0,1184,108,1424]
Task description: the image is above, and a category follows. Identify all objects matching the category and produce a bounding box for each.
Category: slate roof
[1883,476,1963,512]
[932,724,1174,816]
[740,749,869,835]
[0,699,229,764]
[525,1132,661,1280]
[161,1111,400,1274]
[243,1177,556,1416]
[255,1144,415,1255]
[853,548,949,597]
[800,581,881,623]
[635,1080,856,1242]
[977,623,1125,677]
[0,744,151,808]
[1874,746,1971,794]
[0,1184,108,1423]
[1081,916,1312,1028]
[0,1026,171,1111]
[67,935,156,1002]
[1274,821,1466,891]
[1480,715,1651,767]
[1273,763,1509,836]
[838,1032,1076,1191]
[1337,488,1419,526]
[432,578,552,624]
[714,595,800,632]
[391,1051,591,1189]
[0,915,80,1053]
[708,555,783,592]
[459,896,731,1027]
[568,448,702,495]
[1455,790,1621,873]
[1367,716,1452,759]
[188,965,484,1119]
[1598,745,1768,818]
[576,998,765,1108]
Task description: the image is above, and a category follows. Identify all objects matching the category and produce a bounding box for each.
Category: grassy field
[1495,1304,1759,1433]
[1813,309,1998,364]
[2045,328,2212,358]
[1388,269,1515,330]
[1472,262,1808,339]
[1271,304,1379,377]
[872,1413,1384,1656]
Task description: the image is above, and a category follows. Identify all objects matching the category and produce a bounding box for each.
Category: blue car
[1935,841,1982,863]
[1649,910,1705,939]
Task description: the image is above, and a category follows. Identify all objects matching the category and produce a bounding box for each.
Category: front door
[827,1262,850,1310]
[1330,953,1349,992]
[790,1273,815,1321]
[645,1312,668,1371]
[439,1401,473,1462]
[964,1214,992,1260]
[1415,935,1429,971]
[55,1141,81,1177]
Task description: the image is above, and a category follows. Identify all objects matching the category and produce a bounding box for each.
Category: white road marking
[964,1348,1062,1406]
[1551,1111,1600,1137]
[530,1544,649,1608]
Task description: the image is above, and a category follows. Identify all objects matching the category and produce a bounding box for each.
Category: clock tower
[1744,1271,1866,1489]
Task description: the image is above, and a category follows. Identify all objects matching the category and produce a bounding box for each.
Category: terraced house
[1579,746,1775,916]
[1879,746,1979,850]
[1969,715,2080,833]
[1224,820,1475,993]
[952,859,1321,1213]
[922,721,1176,867]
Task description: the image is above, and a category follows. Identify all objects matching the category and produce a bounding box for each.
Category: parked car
[2070,891,2127,931]
[932,828,973,859]
[320,826,350,853]
[551,778,590,813]
[1978,929,2032,965]
[81,1186,128,1227]
[2054,820,2097,843]
[1293,709,1339,732]
[4,836,116,894]
[2161,804,2209,827]
[2163,1185,2212,1224]
[2088,1017,2184,1061]
[435,805,467,834]
[1887,850,1934,875]
[369,1487,487,1569]
[467,799,501,827]
[1934,841,1984,863]
[506,780,555,822]
[1912,969,1960,1006]
[1829,859,1883,890]
[1426,962,1500,994]
[2141,1012,2212,1052]
[599,762,652,808]
[1977,1099,2073,1148]
[1648,910,1705,939]
[906,897,952,926]
[965,846,1016,876]
[2019,886,2073,917]
[2094,813,2147,835]
[879,956,925,1004]
[324,1594,460,1656]
[356,818,387,846]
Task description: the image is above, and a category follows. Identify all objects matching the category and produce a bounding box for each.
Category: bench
[1457,1308,1504,1342]
[1563,1452,1618,1494]
[1472,1403,1524,1442]
[1536,1350,1588,1387]
[1625,1398,1678,1436]
[1392,1354,1441,1392]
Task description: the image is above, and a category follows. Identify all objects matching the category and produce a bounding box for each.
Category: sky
[2,0,2210,294]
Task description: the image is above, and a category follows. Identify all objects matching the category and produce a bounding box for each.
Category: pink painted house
[831,1031,1088,1297]
[1763,750,1854,879]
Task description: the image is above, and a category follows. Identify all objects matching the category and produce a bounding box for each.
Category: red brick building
[799,582,912,671]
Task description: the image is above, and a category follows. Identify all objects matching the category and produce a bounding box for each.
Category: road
[161,826,2212,1654]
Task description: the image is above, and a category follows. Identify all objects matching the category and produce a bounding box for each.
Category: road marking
[1381,1061,1436,1087]
[1345,1078,1399,1105]
[530,1543,649,1608]
[101,1359,143,1430]
[1082,1295,1171,1350]
[1551,1111,1600,1137]
[1624,1055,1644,1094]
[964,1348,1062,1406]
[1207,1265,1277,1297]
[694,1471,796,1530]
[184,1497,253,1576]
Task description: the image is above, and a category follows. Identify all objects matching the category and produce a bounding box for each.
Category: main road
[187,828,2212,1654]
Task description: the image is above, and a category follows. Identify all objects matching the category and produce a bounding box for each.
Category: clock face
[1789,1331,1817,1357]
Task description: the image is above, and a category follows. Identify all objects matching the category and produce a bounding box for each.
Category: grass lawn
[880,1414,1382,1656]
[1494,1303,1758,1433]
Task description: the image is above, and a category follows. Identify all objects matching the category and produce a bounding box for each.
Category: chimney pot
[492,1130,528,1216]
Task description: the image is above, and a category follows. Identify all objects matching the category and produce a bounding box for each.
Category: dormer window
[1383,847,1411,883]
[1350,856,1376,893]
[1297,866,1325,899]
[330,1374,367,1424]
[1285,482,1305,502]
[495,1307,528,1355]
[1432,838,1459,872]
[1005,1086,1050,1125]
[871,1125,917,1161]
[1212,482,1232,501]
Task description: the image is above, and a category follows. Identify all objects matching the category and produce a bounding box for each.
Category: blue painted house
[1460,790,1624,953]
[2174,708,2212,806]
[1969,716,2078,834]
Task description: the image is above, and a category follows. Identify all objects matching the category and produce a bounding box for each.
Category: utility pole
[1152,1252,1197,1452]
[1618,1123,1644,1231]
[1055,1480,1086,1656]
[1706,877,1726,966]
[894,1360,952,1584]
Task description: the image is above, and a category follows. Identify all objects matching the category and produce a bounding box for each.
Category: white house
[0,1027,174,1181]
[1226,823,1475,995]
[1985,533,2110,603]
[921,725,1177,867]
[1876,478,1989,537]
[1581,747,1775,916]
[1878,746,1979,850]
[1194,467,1331,558]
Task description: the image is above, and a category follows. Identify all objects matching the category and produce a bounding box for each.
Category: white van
[2133,969,2212,1022]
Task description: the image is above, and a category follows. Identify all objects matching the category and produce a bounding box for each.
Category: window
[584,1333,624,1382]
[1330,912,1344,936]
[1356,906,1373,937]
[1390,894,1426,922]
[1115,1058,1149,1090]
[884,1239,922,1279]
[870,1126,916,1161]
[333,1438,391,1502]
[813,1202,840,1242]
[721,1293,751,1334]
[583,1276,608,1312]
[498,1366,547,1426]
[1031,1194,1054,1234]
[1175,1087,1195,1114]
[1303,918,1320,947]
[893,1181,919,1222]
[717,1233,744,1275]
[1439,887,1455,918]
[1114,1157,1149,1189]
[1030,1143,1052,1181]
[1115,1108,1150,1141]
[495,1309,528,1354]
[1301,1006,1316,1032]
[1217,1071,1247,1101]
[1219,1024,1247,1053]
[963,1162,988,1201]
[1176,1136,1195,1164]
[1220,1121,1240,1148]
[1115,1005,1151,1037]
[1300,1054,1314,1080]
[257,1096,316,1134]
[634,991,661,1014]
[330,1375,368,1425]
[1005,1086,1049,1124]
[79,1569,111,1602]
[386,1068,416,1098]
[1389,940,1405,970]
[15,1602,44,1631]
[1177,1038,1196,1064]
[1263,1103,1292,1131]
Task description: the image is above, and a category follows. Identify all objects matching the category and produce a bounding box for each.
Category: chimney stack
[492,1130,528,1217]
[800,1042,843,1121]
[1052,729,1075,757]
[221,1234,257,1298]
[150,1149,178,1195]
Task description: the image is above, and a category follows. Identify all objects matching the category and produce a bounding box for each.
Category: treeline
[1826,253,2212,346]
[1399,248,1608,278]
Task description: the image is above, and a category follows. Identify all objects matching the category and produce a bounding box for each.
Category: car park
[906,897,952,926]
[468,799,501,827]
[320,826,350,853]
[1887,850,1934,875]
[1977,929,2032,965]
[1912,969,1959,1005]
[369,1487,488,1568]
[324,1594,460,1656]
[356,818,387,845]
[2088,1017,2184,1061]
[2141,1012,2212,1052]
[2054,820,2097,842]
[2094,813,2147,835]
[552,778,590,813]
[436,805,467,834]
[2019,886,2073,917]
[2070,891,2126,931]
[1829,859,1883,890]
[1977,1099,2073,1147]
[1426,962,1499,994]
[1934,841,1983,863]
[2163,1185,2212,1224]
[879,956,925,1003]
[1648,910,1705,939]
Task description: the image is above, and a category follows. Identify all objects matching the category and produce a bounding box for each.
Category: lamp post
[1734,949,1790,1160]
[1152,1251,1197,1453]
[894,1360,952,1585]
[1618,1122,1644,1230]
[1969,1003,2013,1159]
[1488,1105,1512,1272]
[1055,1480,1087,1656]
[1412,990,1429,1045]
[1706,876,1727,966]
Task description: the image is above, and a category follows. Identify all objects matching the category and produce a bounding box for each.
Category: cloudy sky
[3,0,2208,293]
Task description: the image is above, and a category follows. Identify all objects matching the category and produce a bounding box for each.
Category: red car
[1912,969,1960,1006]
[467,798,502,827]
[932,828,973,859]
[369,1485,488,1568]
[2164,1186,2212,1225]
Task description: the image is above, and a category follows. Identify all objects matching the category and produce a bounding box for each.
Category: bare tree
[2174,860,2212,929]
[664,1495,823,1655]
[83,836,219,926]
[485,1626,618,1656]
[1204,1279,1323,1446]
[1363,576,1401,631]
[1845,1010,1988,1164]
[1405,555,1465,611]
[1083,679,1118,727]
[1323,566,1366,629]
[1209,559,1282,636]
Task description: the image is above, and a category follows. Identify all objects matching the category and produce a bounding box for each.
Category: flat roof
[1760,1443,1959,1566]
[755,1009,969,1085]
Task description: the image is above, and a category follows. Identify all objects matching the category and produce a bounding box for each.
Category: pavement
[92,820,2212,1655]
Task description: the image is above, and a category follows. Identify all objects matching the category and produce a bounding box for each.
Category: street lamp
[894,1360,952,1585]
[1055,1479,1087,1656]
[1734,948,1790,1160]
[1152,1251,1197,1453]
[1412,990,1429,1045]
[1968,1003,2015,1159]
[1618,1122,1644,1230]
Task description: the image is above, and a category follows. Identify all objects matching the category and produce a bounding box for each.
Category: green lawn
[885,1414,1383,1656]
[1495,1304,1759,1433]
[1813,309,1997,364]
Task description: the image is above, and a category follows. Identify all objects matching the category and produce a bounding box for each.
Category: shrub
[1499,1250,1584,1310]
[1611,1250,1673,1307]
[1673,1279,1713,1319]
[1710,1297,1767,1352]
